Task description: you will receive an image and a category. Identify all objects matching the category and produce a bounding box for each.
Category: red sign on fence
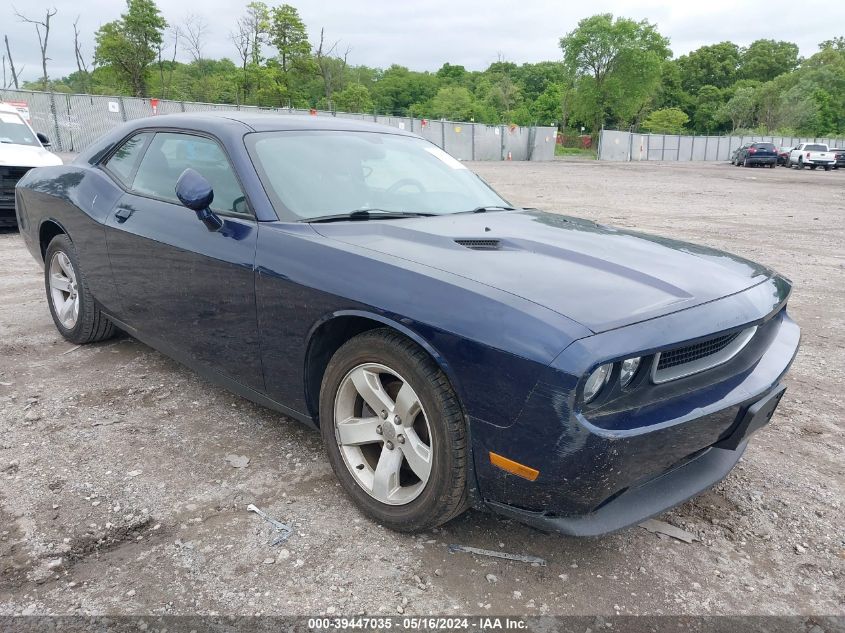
[4,100,30,121]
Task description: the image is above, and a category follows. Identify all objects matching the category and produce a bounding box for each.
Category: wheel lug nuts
[380,410,388,419]
[385,440,394,450]
[398,435,405,444]
[376,425,383,435]
[393,415,401,425]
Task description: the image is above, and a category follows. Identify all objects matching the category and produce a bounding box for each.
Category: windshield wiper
[306,209,435,223]
[456,205,516,214]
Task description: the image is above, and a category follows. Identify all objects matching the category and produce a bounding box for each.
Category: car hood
[313,209,775,333]
[0,143,63,168]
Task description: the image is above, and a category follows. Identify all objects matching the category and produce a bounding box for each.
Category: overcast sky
[2,0,844,85]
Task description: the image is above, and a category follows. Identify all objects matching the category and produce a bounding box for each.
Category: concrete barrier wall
[1,88,556,161]
[599,129,845,161]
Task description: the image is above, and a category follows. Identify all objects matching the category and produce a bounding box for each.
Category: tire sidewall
[44,235,90,342]
[319,333,464,530]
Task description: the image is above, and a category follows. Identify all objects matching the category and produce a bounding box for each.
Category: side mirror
[175,168,223,232]
[36,132,51,147]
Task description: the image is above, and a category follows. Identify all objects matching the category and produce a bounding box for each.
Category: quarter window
[103,133,151,187]
[132,132,248,214]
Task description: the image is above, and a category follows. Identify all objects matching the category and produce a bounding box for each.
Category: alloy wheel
[49,251,79,329]
[333,362,433,505]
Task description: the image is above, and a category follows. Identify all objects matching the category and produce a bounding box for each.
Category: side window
[103,133,151,187]
[132,132,248,214]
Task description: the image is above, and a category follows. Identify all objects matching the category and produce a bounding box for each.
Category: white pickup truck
[788,143,835,170]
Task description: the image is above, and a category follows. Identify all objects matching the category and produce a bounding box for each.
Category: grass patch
[554,145,597,158]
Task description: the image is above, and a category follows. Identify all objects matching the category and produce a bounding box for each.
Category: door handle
[114,207,133,223]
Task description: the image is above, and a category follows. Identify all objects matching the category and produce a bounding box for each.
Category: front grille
[652,326,757,384]
[657,332,740,371]
[0,167,32,209]
[454,239,501,250]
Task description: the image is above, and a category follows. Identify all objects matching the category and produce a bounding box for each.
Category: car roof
[128,111,419,136]
[77,110,423,167]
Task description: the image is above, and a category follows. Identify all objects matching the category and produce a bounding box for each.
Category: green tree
[270,4,310,73]
[246,2,271,65]
[427,86,480,121]
[739,39,800,82]
[93,0,166,97]
[333,83,373,113]
[487,75,521,118]
[691,85,727,133]
[819,36,845,52]
[371,65,439,115]
[514,62,568,102]
[532,83,565,125]
[719,86,756,131]
[560,13,671,134]
[677,42,741,92]
[436,63,467,83]
[641,107,689,133]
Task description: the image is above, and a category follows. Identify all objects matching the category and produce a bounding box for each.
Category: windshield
[0,111,40,147]
[246,130,510,220]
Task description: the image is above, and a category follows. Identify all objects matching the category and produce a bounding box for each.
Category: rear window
[754,143,776,150]
[805,144,827,151]
[104,133,152,187]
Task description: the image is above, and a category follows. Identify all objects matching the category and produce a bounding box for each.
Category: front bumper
[488,441,746,536]
[0,206,17,228]
[471,279,799,535]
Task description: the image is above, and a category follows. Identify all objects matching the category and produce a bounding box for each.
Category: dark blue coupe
[15,113,800,535]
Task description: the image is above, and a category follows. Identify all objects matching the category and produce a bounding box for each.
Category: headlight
[620,357,641,387]
[583,363,612,403]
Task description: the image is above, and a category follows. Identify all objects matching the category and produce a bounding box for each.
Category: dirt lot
[0,160,842,617]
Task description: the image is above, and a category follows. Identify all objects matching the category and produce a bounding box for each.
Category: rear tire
[798,158,805,170]
[44,235,115,345]
[824,165,831,171]
[319,328,469,532]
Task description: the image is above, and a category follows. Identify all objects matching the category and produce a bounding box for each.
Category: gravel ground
[0,160,842,617]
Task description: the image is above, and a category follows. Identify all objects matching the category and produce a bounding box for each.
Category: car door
[102,130,264,392]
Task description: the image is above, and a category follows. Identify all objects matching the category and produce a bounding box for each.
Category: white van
[0,102,63,228]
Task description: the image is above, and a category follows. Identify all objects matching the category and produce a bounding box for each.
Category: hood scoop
[454,238,501,251]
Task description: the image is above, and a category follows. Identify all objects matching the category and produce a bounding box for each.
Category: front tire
[319,328,469,531]
[44,235,115,345]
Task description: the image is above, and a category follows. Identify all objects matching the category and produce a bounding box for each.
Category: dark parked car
[831,148,845,169]
[732,142,778,167]
[15,114,800,535]
[730,144,749,165]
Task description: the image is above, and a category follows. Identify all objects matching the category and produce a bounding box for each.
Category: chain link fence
[1,88,556,161]
[598,129,845,162]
